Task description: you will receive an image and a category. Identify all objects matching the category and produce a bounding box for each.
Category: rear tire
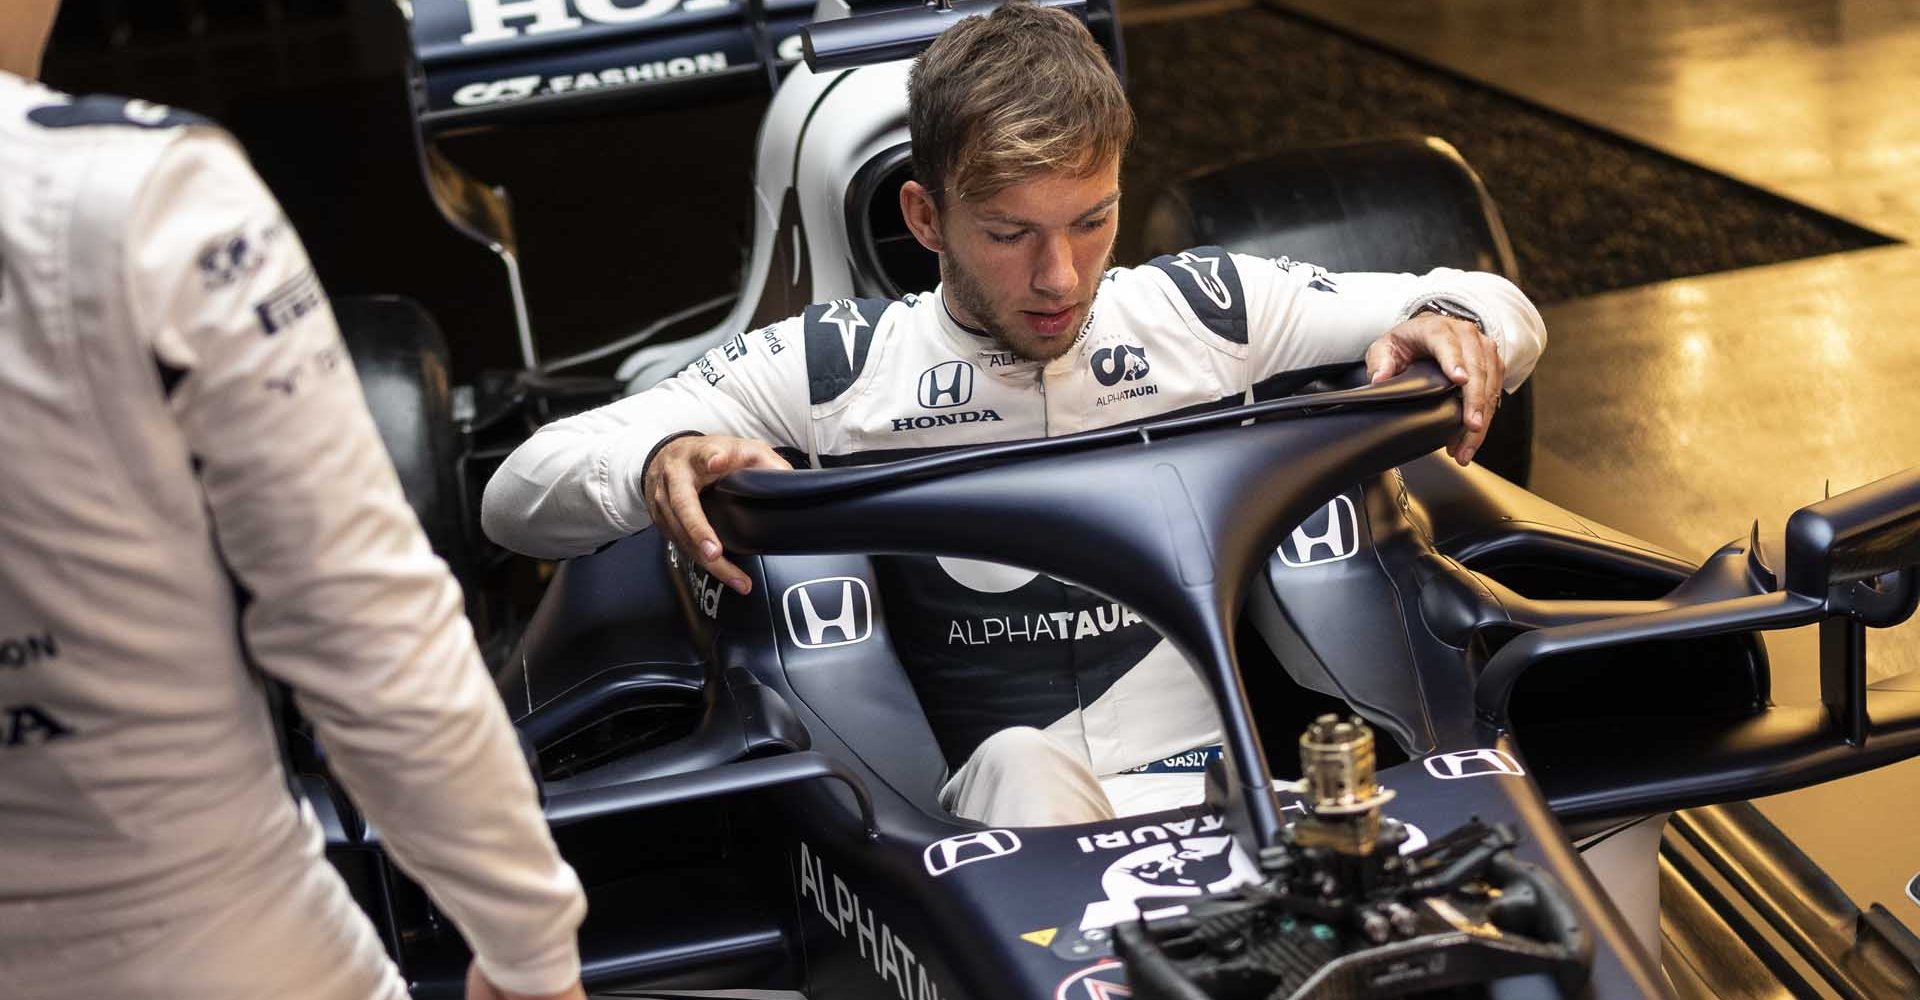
[332,294,471,582]
[1143,137,1534,486]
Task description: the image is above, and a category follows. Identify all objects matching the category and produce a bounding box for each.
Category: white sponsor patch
[922,830,1021,876]
[783,577,872,649]
[449,53,731,108]
[1423,748,1525,780]
[1078,834,1260,930]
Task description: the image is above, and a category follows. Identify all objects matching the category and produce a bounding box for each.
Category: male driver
[0,2,586,998]
[483,2,1545,827]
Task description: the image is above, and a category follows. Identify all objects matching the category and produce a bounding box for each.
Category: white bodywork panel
[617,58,913,388]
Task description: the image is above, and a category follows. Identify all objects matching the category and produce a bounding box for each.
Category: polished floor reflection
[1271,0,1920,241]
[1262,0,1920,928]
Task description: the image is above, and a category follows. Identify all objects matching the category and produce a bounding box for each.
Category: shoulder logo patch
[28,96,211,131]
[1148,246,1247,344]
[802,297,892,405]
[1172,251,1233,310]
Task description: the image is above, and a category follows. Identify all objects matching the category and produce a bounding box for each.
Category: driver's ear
[900,180,944,254]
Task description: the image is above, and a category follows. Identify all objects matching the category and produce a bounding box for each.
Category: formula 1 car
[302,1,1920,997]
[310,356,1920,999]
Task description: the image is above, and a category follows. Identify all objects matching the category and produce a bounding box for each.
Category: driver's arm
[131,130,586,998]
[481,321,811,560]
[1238,254,1547,392]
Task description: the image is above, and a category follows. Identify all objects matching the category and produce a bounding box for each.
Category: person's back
[0,66,584,1000]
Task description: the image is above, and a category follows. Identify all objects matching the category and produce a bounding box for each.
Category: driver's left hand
[1364,311,1506,467]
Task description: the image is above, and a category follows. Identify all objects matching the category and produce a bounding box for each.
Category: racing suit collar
[930,284,1097,382]
[931,285,1044,382]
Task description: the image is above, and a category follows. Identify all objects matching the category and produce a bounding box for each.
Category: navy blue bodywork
[311,364,1920,997]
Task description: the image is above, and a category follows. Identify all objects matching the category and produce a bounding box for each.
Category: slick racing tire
[333,294,471,583]
[1142,137,1534,486]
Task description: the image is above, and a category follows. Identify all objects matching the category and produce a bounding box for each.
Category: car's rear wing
[404,0,817,133]
[393,0,1122,369]
[403,0,1121,133]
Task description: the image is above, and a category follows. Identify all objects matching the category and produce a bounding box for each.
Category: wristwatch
[1414,300,1488,337]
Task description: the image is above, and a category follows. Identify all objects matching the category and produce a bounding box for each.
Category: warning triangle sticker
[1021,927,1059,948]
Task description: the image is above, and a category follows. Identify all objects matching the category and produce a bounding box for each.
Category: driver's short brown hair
[908,1,1133,206]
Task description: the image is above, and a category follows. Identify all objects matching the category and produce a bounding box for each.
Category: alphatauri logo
[1278,495,1360,567]
[1091,345,1150,387]
[918,361,975,408]
[923,829,1022,876]
[782,577,872,649]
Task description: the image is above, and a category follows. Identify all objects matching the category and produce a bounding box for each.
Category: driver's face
[933,159,1121,362]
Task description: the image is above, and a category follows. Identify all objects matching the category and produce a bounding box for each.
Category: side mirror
[1785,468,1920,626]
[1781,467,1920,744]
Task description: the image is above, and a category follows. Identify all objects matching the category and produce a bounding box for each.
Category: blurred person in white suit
[0,3,587,997]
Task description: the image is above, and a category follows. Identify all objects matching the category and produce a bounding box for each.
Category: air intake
[847,144,940,300]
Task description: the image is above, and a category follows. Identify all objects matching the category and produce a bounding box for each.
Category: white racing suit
[0,74,585,999]
[484,238,1547,826]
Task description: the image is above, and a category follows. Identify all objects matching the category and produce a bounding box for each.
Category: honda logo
[782,577,872,648]
[1279,495,1360,567]
[460,0,684,46]
[923,829,1022,876]
[918,361,974,409]
[1423,748,1525,780]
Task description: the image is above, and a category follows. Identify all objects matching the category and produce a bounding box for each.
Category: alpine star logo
[1170,251,1233,310]
[1279,495,1360,567]
[459,0,686,45]
[1090,345,1150,387]
[1274,256,1338,293]
[820,298,871,363]
[922,829,1021,876]
[1423,748,1525,780]
[918,361,974,408]
[782,577,873,648]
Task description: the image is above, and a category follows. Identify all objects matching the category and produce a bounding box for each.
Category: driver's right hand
[643,433,792,594]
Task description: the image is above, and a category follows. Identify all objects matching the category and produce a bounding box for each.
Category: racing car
[302,1,1920,996]
[312,357,1920,999]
